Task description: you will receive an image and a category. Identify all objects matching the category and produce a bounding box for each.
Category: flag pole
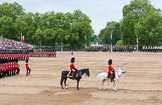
[61,38,63,51]
[21,33,22,42]
[110,32,112,52]
[85,35,87,48]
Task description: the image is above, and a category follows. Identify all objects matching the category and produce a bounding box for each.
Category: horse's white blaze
[97,68,126,91]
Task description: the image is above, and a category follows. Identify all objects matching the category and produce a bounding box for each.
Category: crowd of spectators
[0,36,37,50]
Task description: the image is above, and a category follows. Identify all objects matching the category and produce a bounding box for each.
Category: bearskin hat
[108,59,112,65]
[71,57,75,63]
[26,59,29,63]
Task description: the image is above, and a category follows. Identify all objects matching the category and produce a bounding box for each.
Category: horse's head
[78,68,90,77]
[83,68,90,77]
[120,68,127,73]
[116,68,127,76]
[86,68,90,77]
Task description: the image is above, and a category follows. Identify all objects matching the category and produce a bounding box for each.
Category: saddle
[67,71,78,79]
[107,71,115,82]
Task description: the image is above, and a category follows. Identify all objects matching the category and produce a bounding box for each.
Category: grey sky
[1,0,162,35]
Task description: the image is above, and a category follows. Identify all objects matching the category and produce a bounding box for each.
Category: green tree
[0,2,94,50]
[69,10,93,48]
[0,2,24,19]
[98,21,121,45]
[14,15,28,40]
[135,8,162,45]
[0,2,24,40]
[32,12,43,45]
[0,16,14,38]
[24,12,35,44]
[90,34,98,44]
[121,0,162,46]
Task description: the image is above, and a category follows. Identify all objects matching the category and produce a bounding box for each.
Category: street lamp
[136,37,139,52]
[61,38,63,51]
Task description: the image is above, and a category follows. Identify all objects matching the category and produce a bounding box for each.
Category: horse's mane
[78,68,90,77]
[79,68,89,72]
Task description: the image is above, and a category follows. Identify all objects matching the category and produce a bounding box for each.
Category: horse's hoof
[77,88,79,90]
[112,89,117,92]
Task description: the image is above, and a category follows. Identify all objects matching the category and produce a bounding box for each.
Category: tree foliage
[90,34,98,44]
[98,21,121,45]
[0,2,93,50]
[121,0,162,46]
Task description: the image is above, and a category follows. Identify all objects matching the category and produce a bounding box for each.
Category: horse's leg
[77,79,80,90]
[103,79,105,90]
[64,78,68,89]
[99,80,102,91]
[99,80,104,91]
[112,80,117,91]
[114,80,117,91]
[60,78,64,89]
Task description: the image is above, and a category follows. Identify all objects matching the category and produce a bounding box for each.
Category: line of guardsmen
[85,45,162,52]
[28,51,56,57]
[85,46,134,52]
[0,54,30,78]
[140,46,162,52]
[0,58,20,78]
[0,51,57,78]
[0,52,56,58]
[0,54,29,61]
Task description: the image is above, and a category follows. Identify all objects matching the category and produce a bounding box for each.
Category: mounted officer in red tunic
[107,59,115,82]
[68,57,78,79]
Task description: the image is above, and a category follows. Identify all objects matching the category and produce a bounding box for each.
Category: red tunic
[26,63,29,70]
[108,65,114,82]
[70,63,76,78]
[70,63,75,73]
[108,65,114,75]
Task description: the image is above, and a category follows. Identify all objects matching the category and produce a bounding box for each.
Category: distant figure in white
[97,59,126,91]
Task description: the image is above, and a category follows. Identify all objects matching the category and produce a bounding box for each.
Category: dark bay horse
[60,68,90,90]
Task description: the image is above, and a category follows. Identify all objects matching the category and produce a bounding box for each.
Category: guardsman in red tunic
[107,59,115,82]
[68,57,78,79]
[0,64,3,78]
[15,59,20,74]
[25,59,31,76]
